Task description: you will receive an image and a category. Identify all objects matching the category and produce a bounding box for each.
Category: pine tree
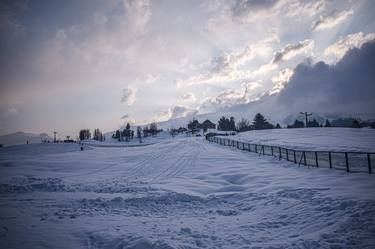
[275,123,281,129]
[229,117,236,131]
[252,113,274,130]
[287,120,304,128]
[352,119,361,128]
[324,119,331,127]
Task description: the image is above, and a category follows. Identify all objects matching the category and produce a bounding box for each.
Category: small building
[200,119,216,132]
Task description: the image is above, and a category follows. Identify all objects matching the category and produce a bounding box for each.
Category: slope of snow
[0,135,374,248]
[0,131,52,147]
[229,127,375,152]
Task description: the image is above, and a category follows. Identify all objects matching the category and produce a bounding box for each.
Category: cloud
[144,74,160,84]
[176,35,278,87]
[285,0,326,17]
[35,0,153,80]
[276,41,375,114]
[180,93,197,103]
[271,39,314,64]
[311,9,353,31]
[0,0,27,35]
[154,106,198,122]
[200,87,250,112]
[121,114,129,119]
[230,0,327,23]
[268,68,294,95]
[324,32,375,61]
[121,87,137,106]
[231,0,280,22]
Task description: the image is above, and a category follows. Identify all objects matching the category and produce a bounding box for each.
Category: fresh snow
[229,127,375,152]
[0,131,374,249]
[0,132,52,147]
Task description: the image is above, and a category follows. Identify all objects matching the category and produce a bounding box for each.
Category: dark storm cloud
[277,41,375,113]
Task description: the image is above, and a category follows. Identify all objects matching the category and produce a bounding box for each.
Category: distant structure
[53,131,57,142]
[200,119,216,132]
[300,112,312,128]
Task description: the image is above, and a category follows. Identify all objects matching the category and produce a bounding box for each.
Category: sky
[0,0,375,138]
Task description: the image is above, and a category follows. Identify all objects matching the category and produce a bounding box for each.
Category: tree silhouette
[324,119,331,127]
[352,119,361,128]
[252,113,273,130]
[287,120,304,128]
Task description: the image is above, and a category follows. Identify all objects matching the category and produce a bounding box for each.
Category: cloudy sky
[1,0,375,137]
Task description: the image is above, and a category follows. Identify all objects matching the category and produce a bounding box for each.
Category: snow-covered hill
[0,131,52,147]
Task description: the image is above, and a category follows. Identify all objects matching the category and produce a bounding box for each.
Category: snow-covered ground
[0,135,374,248]
[229,128,375,152]
[0,132,52,147]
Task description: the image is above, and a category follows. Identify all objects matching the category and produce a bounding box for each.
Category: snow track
[0,138,375,248]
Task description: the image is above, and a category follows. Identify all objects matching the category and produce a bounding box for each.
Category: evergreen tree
[187,119,200,133]
[137,126,142,143]
[275,123,281,129]
[79,129,91,140]
[217,116,228,131]
[93,128,103,141]
[307,119,320,127]
[324,119,331,127]
[150,122,158,135]
[287,120,304,128]
[352,119,361,128]
[229,117,236,131]
[252,113,274,130]
[122,123,131,141]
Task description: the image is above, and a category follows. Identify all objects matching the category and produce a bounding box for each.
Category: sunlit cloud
[271,39,314,64]
[312,9,353,31]
[324,32,375,61]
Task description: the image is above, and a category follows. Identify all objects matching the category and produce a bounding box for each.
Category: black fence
[206,136,374,174]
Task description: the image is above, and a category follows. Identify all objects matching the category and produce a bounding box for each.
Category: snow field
[0,136,374,248]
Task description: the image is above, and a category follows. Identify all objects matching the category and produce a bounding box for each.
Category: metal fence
[206,136,374,174]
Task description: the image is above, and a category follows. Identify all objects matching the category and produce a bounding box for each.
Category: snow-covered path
[0,138,374,248]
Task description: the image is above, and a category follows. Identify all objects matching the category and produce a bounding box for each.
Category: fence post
[345,152,349,172]
[329,152,332,169]
[368,153,372,174]
[315,152,318,167]
[279,147,281,160]
[255,144,258,153]
[271,146,274,156]
[293,150,296,163]
[286,149,289,161]
[303,151,306,165]
[262,145,265,155]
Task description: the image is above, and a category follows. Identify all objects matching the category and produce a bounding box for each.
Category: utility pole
[300,112,312,128]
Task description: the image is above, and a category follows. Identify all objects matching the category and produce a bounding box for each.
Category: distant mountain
[0,132,52,147]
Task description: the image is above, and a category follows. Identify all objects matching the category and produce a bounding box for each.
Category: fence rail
[206,136,374,174]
